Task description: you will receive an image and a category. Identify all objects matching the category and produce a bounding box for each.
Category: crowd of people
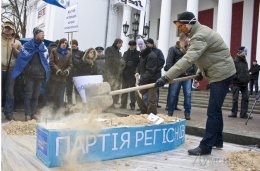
[2,11,260,156]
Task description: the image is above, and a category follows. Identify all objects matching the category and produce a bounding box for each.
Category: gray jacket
[165,22,236,83]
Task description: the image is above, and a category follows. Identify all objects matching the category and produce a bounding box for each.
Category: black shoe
[5,115,15,121]
[228,113,237,118]
[157,105,161,108]
[188,147,211,156]
[185,115,191,120]
[167,112,173,117]
[240,114,253,119]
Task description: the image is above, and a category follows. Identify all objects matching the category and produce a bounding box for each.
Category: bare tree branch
[3,0,28,37]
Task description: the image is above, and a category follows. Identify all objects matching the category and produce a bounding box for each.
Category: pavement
[106,103,260,147]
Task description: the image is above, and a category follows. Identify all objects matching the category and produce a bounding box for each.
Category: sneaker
[228,113,237,117]
[188,147,211,156]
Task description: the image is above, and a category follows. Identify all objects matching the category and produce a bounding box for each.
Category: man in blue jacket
[12,27,50,121]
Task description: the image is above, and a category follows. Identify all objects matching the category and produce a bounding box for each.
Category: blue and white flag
[43,0,69,9]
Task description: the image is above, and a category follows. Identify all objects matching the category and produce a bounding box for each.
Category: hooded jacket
[165,21,236,83]
[76,48,98,76]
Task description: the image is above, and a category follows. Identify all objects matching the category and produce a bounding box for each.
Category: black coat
[137,48,160,85]
[71,48,84,77]
[249,64,260,80]
[164,46,195,77]
[105,45,122,75]
[122,49,140,77]
[232,56,250,86]
[75,60,98,76]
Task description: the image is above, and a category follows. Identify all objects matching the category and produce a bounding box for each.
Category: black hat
[237,46,247,56]
[128,40,136,46]
[33,27,43,37]
[95,46,104,51]
[173,11,197,24]
[146,38,154,45]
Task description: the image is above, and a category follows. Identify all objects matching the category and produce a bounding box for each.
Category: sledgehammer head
[84,82,113,111]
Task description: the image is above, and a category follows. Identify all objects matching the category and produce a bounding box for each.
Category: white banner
[119,0,147,11]
[64,4,79,33]
[73,75,103,103]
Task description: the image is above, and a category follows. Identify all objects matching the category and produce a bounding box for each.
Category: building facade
[26,0,260,65]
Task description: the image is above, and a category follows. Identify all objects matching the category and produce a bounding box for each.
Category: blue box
[36,119,186,167]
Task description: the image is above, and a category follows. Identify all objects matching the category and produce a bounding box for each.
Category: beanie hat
[146,38,154,45]
[128,40,136,46]
[173,11,197,24]
[33,27,43,37]
[238,46,247,56]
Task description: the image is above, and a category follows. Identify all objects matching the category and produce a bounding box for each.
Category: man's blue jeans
[167,79,192,116]
[2,71,15,117]
[199,76,233,152]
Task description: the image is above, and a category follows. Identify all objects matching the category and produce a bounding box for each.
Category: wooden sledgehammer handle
[109,75,197,96]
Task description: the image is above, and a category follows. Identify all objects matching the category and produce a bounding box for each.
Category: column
[216,0,232,49]
[120,4,132,53]
[241,0,254,63]
[138,0,150,36]
[158,0,172,63]
[186,0,199,18]
[256,2,260,63]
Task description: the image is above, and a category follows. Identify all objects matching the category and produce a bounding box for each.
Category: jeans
[249,79,258,94]
[167,79,192,116]
[24,77,44,116]
[231,85,249,116]
[199,76,232,152]
[3,71,16,116]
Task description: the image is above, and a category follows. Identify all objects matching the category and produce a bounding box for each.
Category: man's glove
[56,69,63,76]
[155,76,168,87]
[62,69,70,77]
[195,72,203,81]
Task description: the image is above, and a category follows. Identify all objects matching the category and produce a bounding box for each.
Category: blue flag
[43,0,69,9]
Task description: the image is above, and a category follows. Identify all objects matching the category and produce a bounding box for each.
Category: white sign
[73,75,103,103]
[147,113,164,125]
[64,4,79,33]
[119,0,147,11]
